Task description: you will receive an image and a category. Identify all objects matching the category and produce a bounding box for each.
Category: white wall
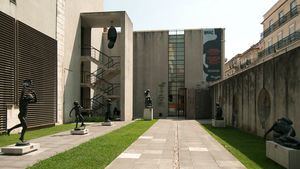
[60,0,103,123]
[0,0,56,38]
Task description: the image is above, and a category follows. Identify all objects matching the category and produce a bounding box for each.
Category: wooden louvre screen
[0,12,16,132]
[17,21,57,128]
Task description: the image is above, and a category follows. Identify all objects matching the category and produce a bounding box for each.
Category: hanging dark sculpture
[107,26,117,49]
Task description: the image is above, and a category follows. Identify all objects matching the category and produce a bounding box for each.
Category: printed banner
[203,28,222,82]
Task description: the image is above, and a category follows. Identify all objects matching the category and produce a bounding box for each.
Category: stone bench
[266,141,300,169]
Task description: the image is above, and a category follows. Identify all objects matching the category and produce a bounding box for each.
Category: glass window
[269,19,273,27]
[10,0,16,4]
[291,0,297,11]
[279,11,285,24]
[268,38,272,47]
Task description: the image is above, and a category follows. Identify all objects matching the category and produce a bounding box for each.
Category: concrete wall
[123,13,133,121]
[133,31,169,118]
[184,29,206,89]
[210,47,300,139]
[61,0,103,123]
[0,0,56,38]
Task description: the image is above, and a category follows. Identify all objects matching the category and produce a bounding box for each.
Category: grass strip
[201,124,284,169]
[29,120,157,169]
[0,123,75,147]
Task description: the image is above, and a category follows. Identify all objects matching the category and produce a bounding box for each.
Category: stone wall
[210,47,300,138]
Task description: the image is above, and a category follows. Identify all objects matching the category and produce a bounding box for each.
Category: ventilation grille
[17,21,57,128]
[0,12,15,132]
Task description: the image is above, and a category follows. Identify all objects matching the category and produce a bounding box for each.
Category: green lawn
[201,124,284,169]
[0,123,75,147]
[29,120,157,169]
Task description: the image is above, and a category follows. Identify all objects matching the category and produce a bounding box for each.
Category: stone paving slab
[0,121,131,169]
[106,119,245,169]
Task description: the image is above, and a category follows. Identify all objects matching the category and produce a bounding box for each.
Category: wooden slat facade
[17,21,57,128]
[0,12,15,132]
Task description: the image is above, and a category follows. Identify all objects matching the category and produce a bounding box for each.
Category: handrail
[262,5,299,38]
[258,30,300,57]
[81,45,115,67]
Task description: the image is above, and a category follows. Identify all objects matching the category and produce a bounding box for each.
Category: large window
[168,31,185,116]
[279,10,285,25]
[291,0,297,16]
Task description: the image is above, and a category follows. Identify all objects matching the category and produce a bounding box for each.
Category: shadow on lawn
[201,124,284,169]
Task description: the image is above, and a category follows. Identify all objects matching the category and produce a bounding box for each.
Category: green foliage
[0,124,75,147]
[201,124,284,169]
[29,120,157,169]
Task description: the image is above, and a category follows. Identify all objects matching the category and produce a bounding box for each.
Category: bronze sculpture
[105,99,112,122]
[215,103,224,120]
[144,89,152,108]
[69,101,85,130]
[264,117,300,149]
[107,25,117,49]
[6,80,37,145]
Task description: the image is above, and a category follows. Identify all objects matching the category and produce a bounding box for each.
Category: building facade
[210,0,300,139]
[0,0,136,133]
[224,43,260,78]
[133,29,225,119]
[259,0,300,58]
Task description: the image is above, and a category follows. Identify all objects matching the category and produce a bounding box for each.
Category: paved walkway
[106,119,245,169]
[0,121,131,169]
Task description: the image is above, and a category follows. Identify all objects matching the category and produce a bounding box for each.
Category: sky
[104,0,278,60]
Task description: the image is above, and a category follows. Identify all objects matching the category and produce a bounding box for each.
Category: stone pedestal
[212,119,225,127]
[1,143,39,155]
[143,108,153,120]
[70,128,89,135]
[102,121,113,126]
[266,141,300,169]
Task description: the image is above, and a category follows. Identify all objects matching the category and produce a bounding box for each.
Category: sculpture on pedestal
[7,80,37,146]
[105,99,112,122]
[144,89,152,108]
[69,101,85,130]
[264,117,300,149]
[215,103,224,120]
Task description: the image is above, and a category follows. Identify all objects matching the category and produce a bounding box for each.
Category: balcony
[258,31,300,58]
[262,6,299,38]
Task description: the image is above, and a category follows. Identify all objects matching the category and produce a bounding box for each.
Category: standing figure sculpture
[215,103,224,120]
[264,117,300,149]
[69,101,85,130]
[7,80,37,145]
[144,89,152,108]
[105,99,112,122]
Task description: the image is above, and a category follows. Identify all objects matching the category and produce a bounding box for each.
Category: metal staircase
[80,46,120,115]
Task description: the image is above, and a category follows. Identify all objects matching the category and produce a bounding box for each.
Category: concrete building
[0,0,224,133]
[259,0,300,58]
[133,29,225,119]
[0,0,134,133]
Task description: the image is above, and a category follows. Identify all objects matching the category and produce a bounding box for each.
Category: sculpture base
[1,143,39,155]
[266,141,300,169]
[15,141,30,146]
[212,119,225,127]
[143,108,153,120]
[71,129,89,135]
[102,121,113,126]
